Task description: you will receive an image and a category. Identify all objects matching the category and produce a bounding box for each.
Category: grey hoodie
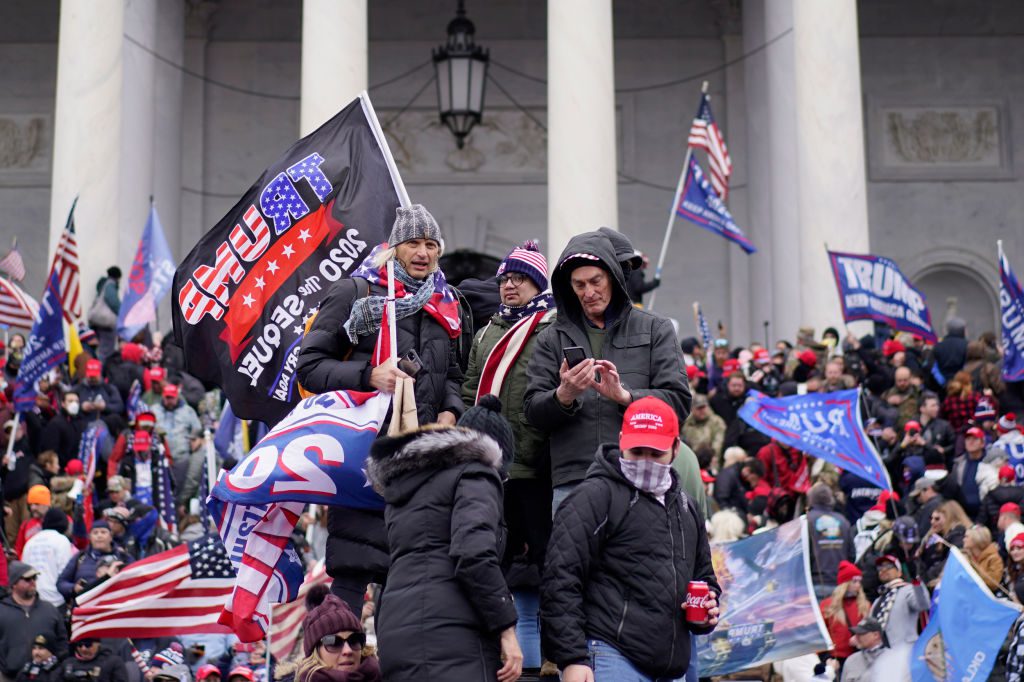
[524,231,691,486]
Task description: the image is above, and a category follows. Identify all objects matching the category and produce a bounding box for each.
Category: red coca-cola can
[685,581,710,623]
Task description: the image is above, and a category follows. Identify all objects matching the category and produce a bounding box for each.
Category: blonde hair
[965,525,993,552]
[822,581,871,626]
[709,510,746,542]
[927,500,971,540]
[295,645,330,682]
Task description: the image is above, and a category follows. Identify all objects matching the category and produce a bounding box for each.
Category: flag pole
[4,412,19,471]
[649,81,709,311]
[386,260,397,364]
[265,609,274,682]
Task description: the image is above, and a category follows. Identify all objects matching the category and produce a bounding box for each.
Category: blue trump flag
[828,250,936,343]
[1000,243,1024,381]
[911,548,1020,681]
[118,204,176,340]
[13,267,67,412]
[738,388,892,490]
[676,156,756,254]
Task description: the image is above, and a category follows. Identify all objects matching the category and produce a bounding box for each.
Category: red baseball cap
[965,426,985,440]
[162,384,179,399]
[753,348,770,364]
[1001,502,1022,517]
[228,667,254,682]
[85,359,102,378]
[722,358,741,375]
[65,459,84,476]
[875,553,901,569]
[904,420,922,433]
[1000,464,1016,482]
[147,367,166,381]
[133,430,152,452]
[685,364,706,382]
[135,411,156,426]
[620,396,679,452]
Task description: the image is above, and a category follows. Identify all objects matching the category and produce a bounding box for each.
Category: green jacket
[462,311,555,479]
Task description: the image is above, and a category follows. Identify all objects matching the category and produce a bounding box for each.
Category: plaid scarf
[344,243,461,344]
[619,457,674,505]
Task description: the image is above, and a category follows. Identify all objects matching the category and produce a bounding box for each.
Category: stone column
[49,0,126,300]
[793,0,871,335]
[722,33,751,345]
[300,0,367,137]
[547,0,618,262]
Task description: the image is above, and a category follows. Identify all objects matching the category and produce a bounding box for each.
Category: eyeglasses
[320,633,365,653]
[74,641,97,649]
[497,273,528,287]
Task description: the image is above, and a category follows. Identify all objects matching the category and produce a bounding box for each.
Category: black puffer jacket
[541,445,719,679]
[367,427,518,682]
[524,232,691,487]
[296,276,466,585]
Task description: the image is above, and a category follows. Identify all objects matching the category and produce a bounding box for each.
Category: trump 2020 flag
[911,548,1020,681]
[13,267,67,412]
[676,156,755,254]
[208,387,390,641]
[739,388,891,491]
[118,205,177,341]
[1000,243,1024,382]
[828,250,936,343]
[172,92,408,426]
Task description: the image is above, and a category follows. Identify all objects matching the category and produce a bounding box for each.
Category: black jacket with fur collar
[366,427,518,681]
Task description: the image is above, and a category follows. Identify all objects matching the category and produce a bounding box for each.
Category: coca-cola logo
[685,592,708,609]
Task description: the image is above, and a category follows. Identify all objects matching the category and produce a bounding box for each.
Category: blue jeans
[587,639,683,682]
[514,588,542,668]
[552,483,579,519]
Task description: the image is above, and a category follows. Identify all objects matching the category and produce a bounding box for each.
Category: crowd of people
[1,203,1022,682]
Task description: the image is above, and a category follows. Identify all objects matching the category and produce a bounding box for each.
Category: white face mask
[66,402,80,416]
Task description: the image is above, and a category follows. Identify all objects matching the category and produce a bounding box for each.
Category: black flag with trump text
[172,93,407,425]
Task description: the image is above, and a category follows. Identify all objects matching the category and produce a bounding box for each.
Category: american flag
[0,277,39,329]
[50,200,82,322]
[687,93,732,201]
[268,561,332,661]
[0,242,25,281]
[155,443,178,536]
[71,535,236,640]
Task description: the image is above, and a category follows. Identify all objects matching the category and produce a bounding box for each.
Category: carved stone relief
[0,116,44,170]
[867,99,1012,180]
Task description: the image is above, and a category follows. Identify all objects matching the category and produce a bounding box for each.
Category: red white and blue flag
[999,243,1024,382]
[688,93,732,201]
[677,156,756,254]
[208,309,392,641]
[0,241,26,282]
[172,93,407,425]
[50,200,82,322]
[119,205,177,341]
[13,267,67,411]
[0,276,38,329]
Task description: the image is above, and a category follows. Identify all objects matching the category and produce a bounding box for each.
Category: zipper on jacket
[667,504,679,673]
[616,596,630,640]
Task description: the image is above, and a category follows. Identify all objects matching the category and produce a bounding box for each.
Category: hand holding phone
[562,346,587,369]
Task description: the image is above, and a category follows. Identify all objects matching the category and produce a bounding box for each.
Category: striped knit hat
[496,240,549,291]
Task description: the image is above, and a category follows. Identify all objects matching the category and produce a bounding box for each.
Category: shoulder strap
[596,478,636,550]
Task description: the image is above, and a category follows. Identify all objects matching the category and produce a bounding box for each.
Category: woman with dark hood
[366,397,522,682]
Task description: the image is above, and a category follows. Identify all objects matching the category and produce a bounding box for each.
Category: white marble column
[722,34,751,345]
[742,1,776,345]
[763,0,803,343]
[49,0,126,301]
[300,0,367,137]
[793,0,871,335]
[547,0,618,262]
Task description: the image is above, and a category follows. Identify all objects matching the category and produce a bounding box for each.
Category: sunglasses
[320,633,365,652]
[74,640,97,649]
[19,575,38,583]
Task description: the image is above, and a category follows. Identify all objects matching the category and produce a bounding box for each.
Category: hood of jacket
[366,425,503,505]
[550,231,630,328]
[584,443,681,494]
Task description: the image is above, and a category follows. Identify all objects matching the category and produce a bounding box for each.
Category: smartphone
[398,349,423,378]
[563,346,587,369]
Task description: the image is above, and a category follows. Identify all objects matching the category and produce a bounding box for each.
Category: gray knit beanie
[389,204,442,246]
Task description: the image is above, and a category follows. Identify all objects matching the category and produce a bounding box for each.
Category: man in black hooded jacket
[524,231,691,514]
[541,396,719,681]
